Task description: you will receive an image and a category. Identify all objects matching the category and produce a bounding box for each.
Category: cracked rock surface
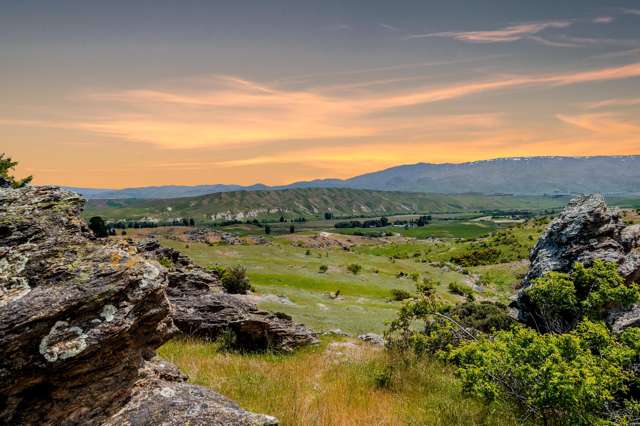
[0,186,277,425]
[518,193,640,332]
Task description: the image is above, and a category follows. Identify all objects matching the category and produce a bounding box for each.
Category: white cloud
[407,20,572,43]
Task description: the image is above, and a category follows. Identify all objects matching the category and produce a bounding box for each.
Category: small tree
[189,218,195,226]
[347,263,362,275]
[324,212,333,220]
[265,225,271,235]
[289,224,295,233]
[221,266,252,294]
[88,216,108,238]
[0,153,32,188]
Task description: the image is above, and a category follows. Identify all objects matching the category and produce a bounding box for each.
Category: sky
[2,0,640,188]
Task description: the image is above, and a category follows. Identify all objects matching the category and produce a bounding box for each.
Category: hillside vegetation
[84,187,567,222]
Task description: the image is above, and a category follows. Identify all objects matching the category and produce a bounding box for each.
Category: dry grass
[158,338,519,426]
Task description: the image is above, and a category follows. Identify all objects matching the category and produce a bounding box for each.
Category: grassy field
[136,216,549,425]
[148,217,542,333]
[159,337,519,426]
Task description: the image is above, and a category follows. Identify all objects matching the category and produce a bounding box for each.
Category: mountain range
[68,155,640,199]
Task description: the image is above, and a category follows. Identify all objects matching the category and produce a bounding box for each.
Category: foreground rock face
[518,193,640,331]
[137,239,318,352]
[0,186,277,425]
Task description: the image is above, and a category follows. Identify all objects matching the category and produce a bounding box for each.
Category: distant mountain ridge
[68,155,640,199]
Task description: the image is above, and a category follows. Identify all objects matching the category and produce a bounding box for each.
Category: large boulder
[0,186,277,425]
[518,193,640,331]
[137,239,318,352]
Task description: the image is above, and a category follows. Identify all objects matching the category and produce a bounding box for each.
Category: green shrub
[347,263,362,275]
[449,321,636,425]
[318,264,328,273]
[448,282,474,301]
[524,261,640,332]
[88,216,108,238]
[451,247,500,267]
[158,257,173,269]
[447,301,515,333]
[221,266,252,294]
[390,288,412,301]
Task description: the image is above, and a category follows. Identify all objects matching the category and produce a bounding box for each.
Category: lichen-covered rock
[137,239,318,352]
[0,186,277,425]
[518,193,640,331]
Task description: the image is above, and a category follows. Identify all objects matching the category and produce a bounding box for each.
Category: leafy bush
[448,282,474,301]
[451,247,500,267]
[318,264,328,273]
[221,266,252,294]
[88,216,108,238]
[347,263,362,275]
[390,288,412,301]
[524,261,640,332]
[449,321,636,425]
[447,301,515,333]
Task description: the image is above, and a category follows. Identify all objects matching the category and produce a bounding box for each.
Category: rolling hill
[69,156,640,199]
[84,187,570,222]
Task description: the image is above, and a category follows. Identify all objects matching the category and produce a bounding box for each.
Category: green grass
[157,220,536,333]
[158,337,519,426]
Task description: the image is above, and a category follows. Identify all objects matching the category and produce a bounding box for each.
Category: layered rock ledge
[137,239,318,351]
[0,186,277,425]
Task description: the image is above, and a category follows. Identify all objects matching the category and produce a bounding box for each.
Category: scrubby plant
[390,288,412,301]
[0,153,32,188]
[451,247,501,267]
[221,266,252,294]
[524,261,640,332]
[88,216,108,238]
[448,282,475,301]
[449,321,637,425]
[347,263,362,275]
[318,264,328,273]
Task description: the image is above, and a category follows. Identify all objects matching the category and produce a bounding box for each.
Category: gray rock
[137,239,318,352]
[0,186,277,425]
[518,193,640,331]
[358,333,385,346]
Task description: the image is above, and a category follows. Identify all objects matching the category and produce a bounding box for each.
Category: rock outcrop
[523,194,640,286]
[137,239,318,352]
[0,186,277,425]
[518,193,640,331]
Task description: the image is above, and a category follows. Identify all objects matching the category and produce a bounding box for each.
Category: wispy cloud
[556,113,640,134]
[593,16,614,24]
[584,98,640,109]
[525,36,583,48]
[379,23,401,32]
[622,9,640,16]
[324,24,351,31]
[5,62,640,151]
[407,20,572,43]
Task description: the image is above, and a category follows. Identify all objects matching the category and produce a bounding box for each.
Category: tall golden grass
[158,338,518,426]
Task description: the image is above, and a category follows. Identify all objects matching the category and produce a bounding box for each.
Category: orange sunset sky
[2,1,640,188]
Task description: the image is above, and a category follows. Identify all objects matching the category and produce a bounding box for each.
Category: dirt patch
[284,232,385,249]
